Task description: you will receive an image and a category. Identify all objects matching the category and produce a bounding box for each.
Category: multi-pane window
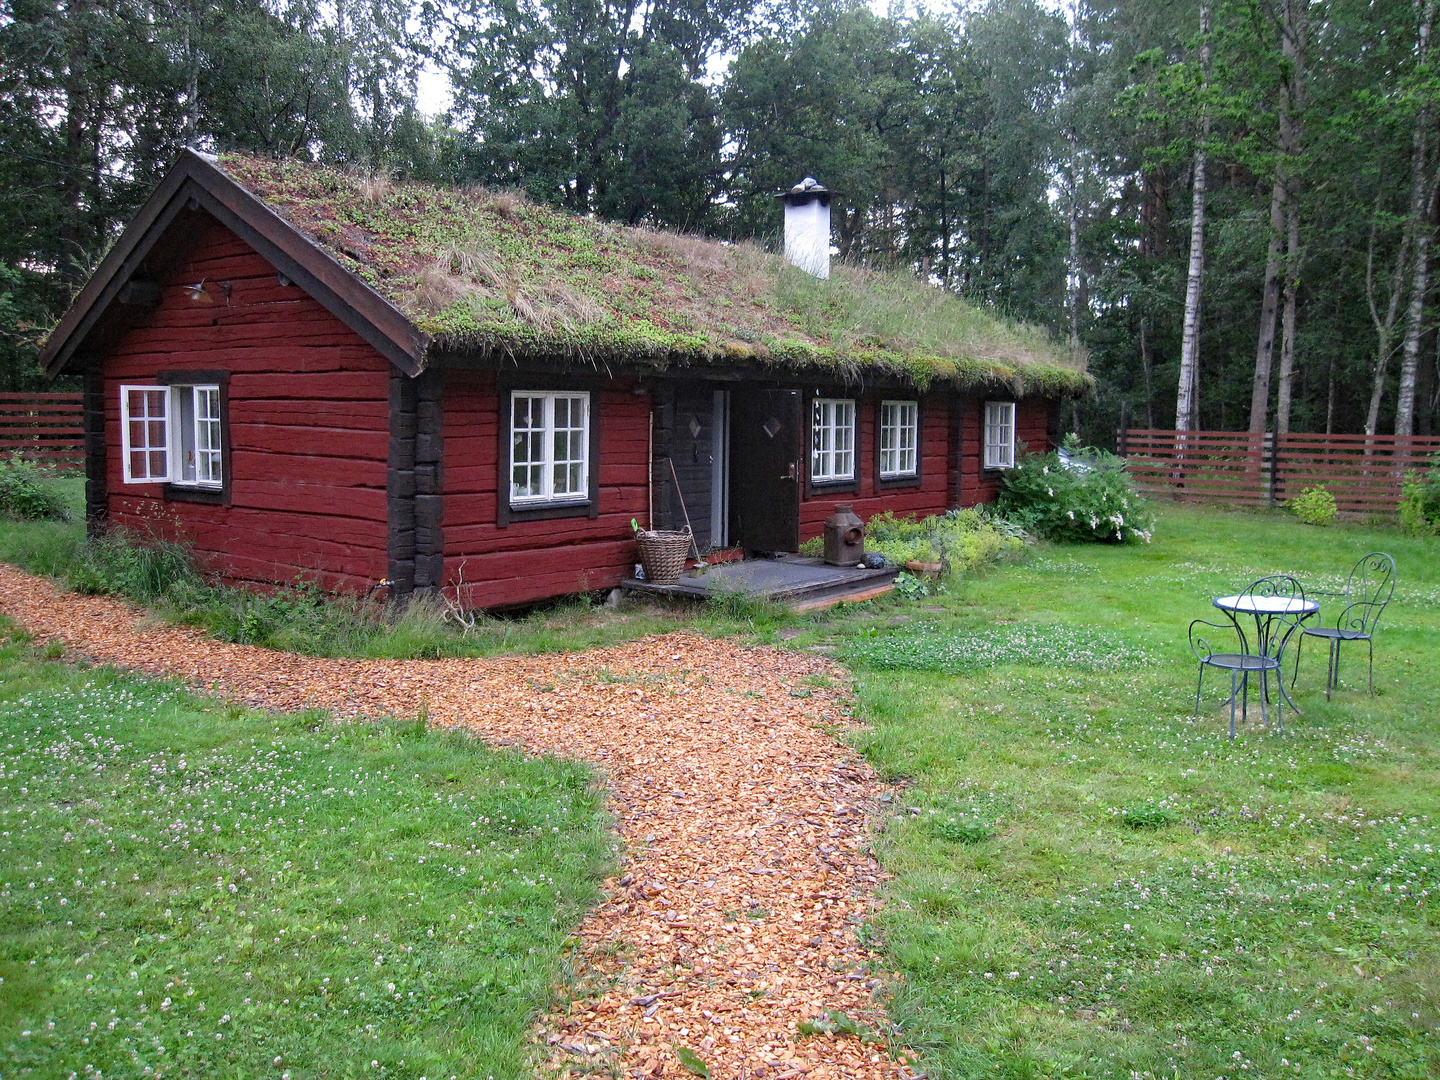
[510,391,589,505]
[983,400,1016,469]
[810,398,856,483]
[119,384,223,486]
[879,400,918,477]
[121,386,170,482]
[176,386,223,484]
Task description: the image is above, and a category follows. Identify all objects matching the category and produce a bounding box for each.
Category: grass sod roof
[219,155,1090,395]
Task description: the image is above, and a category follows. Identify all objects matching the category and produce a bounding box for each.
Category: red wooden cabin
[41,152,1083,609]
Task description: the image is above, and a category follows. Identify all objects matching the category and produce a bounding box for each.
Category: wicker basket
[635,528,692,585]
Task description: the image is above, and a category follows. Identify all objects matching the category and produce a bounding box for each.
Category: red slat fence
[0,393,85,471]
[1118,428,1440,514]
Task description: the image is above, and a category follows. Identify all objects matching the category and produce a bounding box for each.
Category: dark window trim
[496,375,603,528]
[875,396,923,490]
[805,390,860,497]
[156,368,231,506]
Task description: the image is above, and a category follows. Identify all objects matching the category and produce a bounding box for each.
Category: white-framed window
[983,400,1016,469]
[879,400,919,478]
[510,390,590,505]
[119,383,224,486]
[811,397,856,483]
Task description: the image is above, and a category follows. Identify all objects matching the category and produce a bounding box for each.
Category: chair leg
[1291,634,1303,690]
[1195,664,1205,718]
[1256,667,1267,730]
[1229,670,1238,740]
[1326,638,1338,700]
[1367,638,1375,695]
[1264,664,1281,732]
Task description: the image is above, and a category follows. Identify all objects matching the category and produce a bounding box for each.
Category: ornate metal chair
[1294,552,1396,698]
[1191,575,1310,738]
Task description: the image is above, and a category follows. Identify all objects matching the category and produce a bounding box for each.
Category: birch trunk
[1176,1,1211,433]
[1377,0,1436,435]
[1397,191,1435,436]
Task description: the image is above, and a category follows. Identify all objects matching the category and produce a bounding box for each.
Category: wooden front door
[730,388,801,553]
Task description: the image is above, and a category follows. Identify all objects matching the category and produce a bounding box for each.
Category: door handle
[782,462,796,480]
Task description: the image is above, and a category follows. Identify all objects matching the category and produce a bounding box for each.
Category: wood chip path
[0,564,906,1080]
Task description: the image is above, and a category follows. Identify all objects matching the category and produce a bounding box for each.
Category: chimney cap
[777,176,836,205]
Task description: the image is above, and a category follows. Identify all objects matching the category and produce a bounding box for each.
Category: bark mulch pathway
[0,564,909,1080]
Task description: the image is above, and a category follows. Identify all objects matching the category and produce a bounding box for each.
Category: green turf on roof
[219,155,1089,394]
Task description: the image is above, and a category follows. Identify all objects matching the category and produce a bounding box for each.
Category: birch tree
[1175,0,1211,433]
[1396,0,1440,436]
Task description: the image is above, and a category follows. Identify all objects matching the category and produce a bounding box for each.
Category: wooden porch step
[621,555,899,611]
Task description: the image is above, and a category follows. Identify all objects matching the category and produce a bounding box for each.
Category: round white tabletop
[1214,595,1319,615]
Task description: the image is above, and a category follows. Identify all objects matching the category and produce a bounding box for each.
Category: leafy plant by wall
[863,508,1027,576]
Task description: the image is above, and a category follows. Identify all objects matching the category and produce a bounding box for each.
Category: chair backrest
[1337,552,1396,636]
[1343,552,1396,607]
[1245,574,1307,604]
[1238,575,1309,659]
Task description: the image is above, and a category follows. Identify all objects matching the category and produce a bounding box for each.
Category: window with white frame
[810,397,856,483]
[119,383,224,486]
[983,400,1016,469]
[509,390,590,505]
[879,400,919,478]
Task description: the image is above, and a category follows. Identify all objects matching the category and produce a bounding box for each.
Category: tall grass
[0,507,687,658]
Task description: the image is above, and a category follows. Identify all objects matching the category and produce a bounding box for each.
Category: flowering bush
[994,440,1155,543]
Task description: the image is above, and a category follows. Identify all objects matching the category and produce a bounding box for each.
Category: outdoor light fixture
[183,279,232,304]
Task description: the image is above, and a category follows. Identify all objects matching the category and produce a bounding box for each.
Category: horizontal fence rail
[0,393,84,470]
[1118,428,1440,514]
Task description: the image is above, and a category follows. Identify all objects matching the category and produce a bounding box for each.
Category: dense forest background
[3,0,1438,443]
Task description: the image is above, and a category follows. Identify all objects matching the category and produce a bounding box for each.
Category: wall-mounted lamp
[183,279,232,305]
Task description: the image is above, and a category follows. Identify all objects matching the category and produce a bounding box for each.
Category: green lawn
[0,624,613,1079]
[832,504,1439,1079]
[3,490,1438,1078]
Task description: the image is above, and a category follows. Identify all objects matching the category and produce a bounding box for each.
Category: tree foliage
[3,0,1440,441]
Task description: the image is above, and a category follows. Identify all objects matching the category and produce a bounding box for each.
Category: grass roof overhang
[219,156,1091,397]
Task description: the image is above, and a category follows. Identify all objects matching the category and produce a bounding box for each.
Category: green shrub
[1289,484,1338,526]
[1399,451,1440,537]
[865,507,1026,576]
[994,439,1154,543]
[0,454,70,521]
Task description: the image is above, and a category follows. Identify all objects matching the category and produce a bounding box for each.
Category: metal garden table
[1212,592,1318,717]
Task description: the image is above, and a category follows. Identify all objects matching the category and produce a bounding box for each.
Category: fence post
[1265,431,1278,504]
[1117,401,1129,457]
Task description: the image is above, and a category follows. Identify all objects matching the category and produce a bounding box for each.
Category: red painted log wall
[799,393,952,539]
[441,369,651,608]
[104,215,391,591]
[799,394,1052,538]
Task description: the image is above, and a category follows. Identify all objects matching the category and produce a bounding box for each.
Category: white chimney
[779,177,832,279]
